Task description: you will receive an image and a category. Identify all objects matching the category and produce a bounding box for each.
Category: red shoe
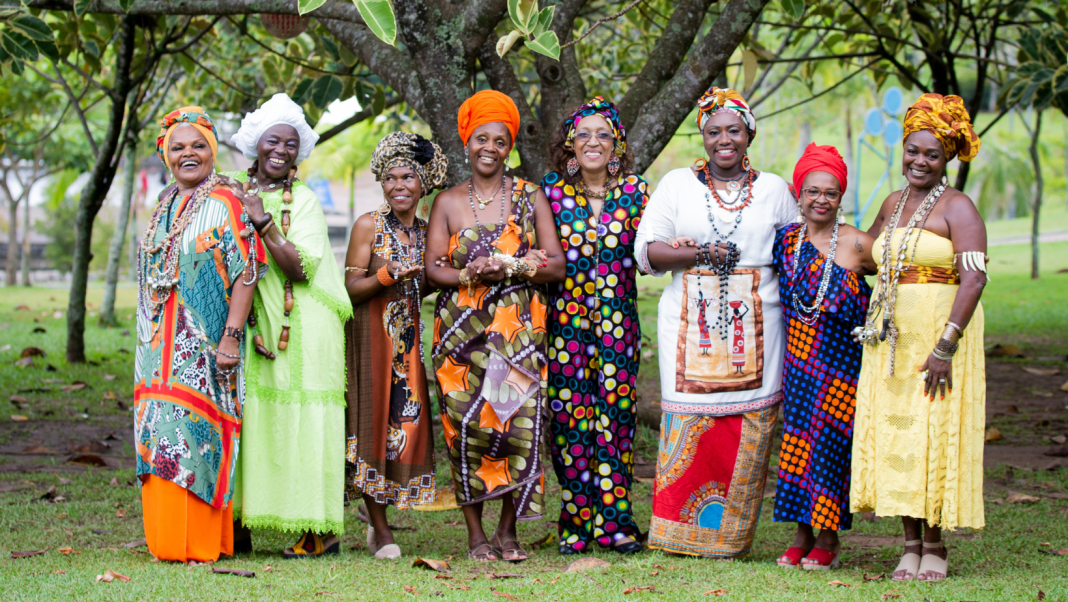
[801,545,841,570]
[776,546,810,569]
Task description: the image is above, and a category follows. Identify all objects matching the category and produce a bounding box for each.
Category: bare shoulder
[839,223,874,246]
[941,187,980,217]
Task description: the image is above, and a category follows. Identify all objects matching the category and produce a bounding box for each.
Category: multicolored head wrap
[370,131,449,192]
[792,143,848,198]
[156,106,219,164]
[695,86,756,142]
[902,93,981,162]
[561,96,626,157]
[457,90,521,150]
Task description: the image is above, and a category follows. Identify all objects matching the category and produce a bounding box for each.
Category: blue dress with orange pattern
[541,171,648,551]
[772,223,871,531]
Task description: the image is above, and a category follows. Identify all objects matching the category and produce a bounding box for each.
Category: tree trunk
[66,17,136,363]
[5,198,15,287]
[19,190,31,286]
[100,132,139,326]
[1028,109,1043,280]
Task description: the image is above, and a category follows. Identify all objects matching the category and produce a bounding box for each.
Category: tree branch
[15,0,363,22]
[32,63,99,155]
[318,18,425,115]
[759,59,880,119]
[316,95,403,144]
[561,0,645,48]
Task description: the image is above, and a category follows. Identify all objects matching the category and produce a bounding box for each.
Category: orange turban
[902,93,980,162]
[457,90,521,149]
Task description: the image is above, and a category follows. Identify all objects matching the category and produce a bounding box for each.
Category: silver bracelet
[931,347,954,361]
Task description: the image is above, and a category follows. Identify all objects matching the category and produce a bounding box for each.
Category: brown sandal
[491,534,528,563]
[467,542,499,563]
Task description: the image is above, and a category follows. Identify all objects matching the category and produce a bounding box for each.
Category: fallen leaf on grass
[623,586,655,594]
[488,573,523,579]
[68,454,107,467]
[59,547,74,555]
[1038,591,1046,600]
[92,530,111,535]
[564,557,611,572]
[96,570,130,583]
[1022,366,1061,376]
[104,374,117,381]
[59,381,89,392]
[40,485,58,500]
[650,570,659,576]
[14,304,30,311]
[56,513,67,519]
[864,573,884,582]
[828,580,851,587]
[56,476,72,485]
[123,539,146,549]
[985,427,1002,442]
[529,532,556,550]
[412,557,450,572]
[987,343,1024,358]
[11,549,47,558]
[1061,380,1068,393]
[20,346,45,357]
[881,590,902,600]
[115,508,126,518]
[23,445,58,454]
[11,415,29,422]
[211,568,255,577]
[10,394,29,405]
[434,574,453,580]
[1040,542,1052,546]
[492,592,518,600]
[1051,435,1068,445]
[1039,547,1068,556]
[703,589,727,596]
[1007,491,1041,504]
[53,570,66,574]
[403,585,416,594]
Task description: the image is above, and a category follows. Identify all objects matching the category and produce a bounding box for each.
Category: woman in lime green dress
[225,93,351,557]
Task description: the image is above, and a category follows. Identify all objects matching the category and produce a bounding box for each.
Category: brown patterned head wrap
[902,93,981,162]
[370,132,449,191]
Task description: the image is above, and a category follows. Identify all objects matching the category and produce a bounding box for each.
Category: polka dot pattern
[771,223,872,532]
[541,171,648,550]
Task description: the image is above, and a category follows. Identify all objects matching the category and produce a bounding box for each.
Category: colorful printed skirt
[648,405,778,558]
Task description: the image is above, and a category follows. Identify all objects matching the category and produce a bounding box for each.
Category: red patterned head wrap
[792,143,848,198]
[456,90,521,150]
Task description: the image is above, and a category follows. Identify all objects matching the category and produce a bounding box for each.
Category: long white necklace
[791,220,839,326]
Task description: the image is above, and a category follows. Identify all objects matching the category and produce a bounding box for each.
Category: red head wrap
[457,90,521,149]
[792,143,848,199]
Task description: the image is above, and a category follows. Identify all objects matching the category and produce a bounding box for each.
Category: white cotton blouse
[634,167,796,415]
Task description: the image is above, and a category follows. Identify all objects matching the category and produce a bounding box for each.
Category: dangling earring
[741,154,751,171]
[607,155,621,177]
[940,174,948,186]
[169,171,175,182]
[795,203,804,223]
[377,198,391,215]
[464,146,469,165]
[837,206,846,225]
[566,156,580,177]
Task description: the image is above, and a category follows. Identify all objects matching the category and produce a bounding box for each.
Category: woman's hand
[433,256,451,268]
[389,261,423,282]
[522,248,549,269]
[232,186,267,223]
[216,335,241,373]
[667,236,697,249]
[919,353,952,401]
[466,256,507,283]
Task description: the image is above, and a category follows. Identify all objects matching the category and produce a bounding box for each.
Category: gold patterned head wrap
[370,132,449,191]
[902,93,981,162]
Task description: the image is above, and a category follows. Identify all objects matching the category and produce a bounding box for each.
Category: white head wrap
[231,93,320,164]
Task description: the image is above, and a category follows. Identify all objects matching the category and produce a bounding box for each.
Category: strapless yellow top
[873,229,954,271]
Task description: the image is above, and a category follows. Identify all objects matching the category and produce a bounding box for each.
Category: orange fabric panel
[142,475,233,563]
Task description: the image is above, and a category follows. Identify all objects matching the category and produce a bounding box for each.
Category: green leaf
[263,56,282,87]
[310,74,343,109]
[74,0,92,18]
[742,50,758,91]
[292,77,315,105]
[82,38,100,58]
[779,0,804,21]
[34,38,59,61]
[525,29,559,60]
[351,0,396,46]
[319,35,340,62]
[177,52,196,76]
[496,30,522,58]
[9,57,24,76]
[0,30,37,62]
[118,0,136,13]
[371,85,385,116]
[339,44,358,67]
[508,0,538,35]
[532,5,554,38]
[9,15,54,41]
[340,75,356,101]
[299,0,329,14]
[1053,64,1068,93]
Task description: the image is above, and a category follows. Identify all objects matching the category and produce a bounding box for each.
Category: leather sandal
[467,542,500,563]
[282,532,340,559]
[801,544,841,571]
[776,546,811,569]
[612,538,643,555]
[366,526,378,555]
[891,539,922,581]
[916,541,948,582]
[491,534,529,563]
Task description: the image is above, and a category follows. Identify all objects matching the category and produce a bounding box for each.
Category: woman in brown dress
[344,132,448,559]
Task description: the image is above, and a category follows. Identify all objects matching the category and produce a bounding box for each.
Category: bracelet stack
[377,264,397,287]
[491,253,538,278]
[931,321,962,361]
[223,325,245,343]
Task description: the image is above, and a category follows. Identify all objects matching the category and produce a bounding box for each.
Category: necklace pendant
[478,202,488,210]
[727,180,741,192]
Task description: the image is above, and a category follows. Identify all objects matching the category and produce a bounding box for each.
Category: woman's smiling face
[902,130,947,189]
[166,124,214,190]
[702,111,749,173]
[466,122,512,178]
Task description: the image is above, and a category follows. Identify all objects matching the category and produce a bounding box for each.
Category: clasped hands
[435,249,548,285]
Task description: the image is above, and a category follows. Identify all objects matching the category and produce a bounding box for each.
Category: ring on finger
[938,378,946,384]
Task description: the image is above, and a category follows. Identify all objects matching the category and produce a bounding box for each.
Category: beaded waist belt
[894,265,960,284]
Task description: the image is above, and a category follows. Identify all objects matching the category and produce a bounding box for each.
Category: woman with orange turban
[135,107,264,562]
[852,93,988,582]
[771,143,874,570]
[426,90,565,562]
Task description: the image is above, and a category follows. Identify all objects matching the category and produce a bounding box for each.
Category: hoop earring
[607,155,621,176]
[377,200,392,215]
[566,157,580,177]
[741,154,752,171]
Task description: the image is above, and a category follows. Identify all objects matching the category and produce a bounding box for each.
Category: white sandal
[891,539,922,581]
[375,543,402,560]
[366,526,378,554]
[917,541,948,582]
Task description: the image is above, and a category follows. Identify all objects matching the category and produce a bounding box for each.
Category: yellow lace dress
[851,229,985,530]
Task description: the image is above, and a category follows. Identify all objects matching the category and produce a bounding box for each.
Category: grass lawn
[2,242,1067,600]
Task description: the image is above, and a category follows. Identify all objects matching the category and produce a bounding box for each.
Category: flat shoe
[467,542,499,563]
[776,546,810,569]
[801,545,841,571]
[374,543,402,560]
[366,527,378,555]
[282,533,339,559]
[892,539,922,581]
[491,534,529,563]
[612,540,643,555]
[916,542,948,582]
[558,544,584,556]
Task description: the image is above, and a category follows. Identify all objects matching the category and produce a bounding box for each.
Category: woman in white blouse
[635,87,795,559]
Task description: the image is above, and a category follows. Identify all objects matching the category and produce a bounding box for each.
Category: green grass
[2,239,1068,600]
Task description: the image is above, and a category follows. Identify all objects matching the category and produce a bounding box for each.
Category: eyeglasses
[801,187,841,202]
[574,132,615,144]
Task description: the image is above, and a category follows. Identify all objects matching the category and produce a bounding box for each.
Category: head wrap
[369,132,449,192]
[695,86,756,142]
[456,90,521,149]
[156,106,218,164]
[561,96,626,157]
[792,143,848,199]
[902,93,981,162]
[231,93,320,165]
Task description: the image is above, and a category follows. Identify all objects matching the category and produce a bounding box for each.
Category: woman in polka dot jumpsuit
[540,97,648,555]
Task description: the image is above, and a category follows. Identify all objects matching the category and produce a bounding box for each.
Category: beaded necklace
[381,210,426,368]
[853,180,947,376]
[791,220,839,326]
[701,167,755,241]
[467,176,508,253]
[244,161,297,356]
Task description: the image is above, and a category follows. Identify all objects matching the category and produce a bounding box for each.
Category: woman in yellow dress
[851,93,987,583]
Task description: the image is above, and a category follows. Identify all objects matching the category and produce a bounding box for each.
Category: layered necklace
[791,220,839,326]
[383,210,427,368]
[472,175,506,210]
[853,180,947,376]
[701,161,755,240]
[467,177,508,253]
[693,160,750,342]
[244,162,297,357]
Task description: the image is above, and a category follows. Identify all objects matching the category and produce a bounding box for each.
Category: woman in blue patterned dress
[772,144,874,570]
[541,97,648,555]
